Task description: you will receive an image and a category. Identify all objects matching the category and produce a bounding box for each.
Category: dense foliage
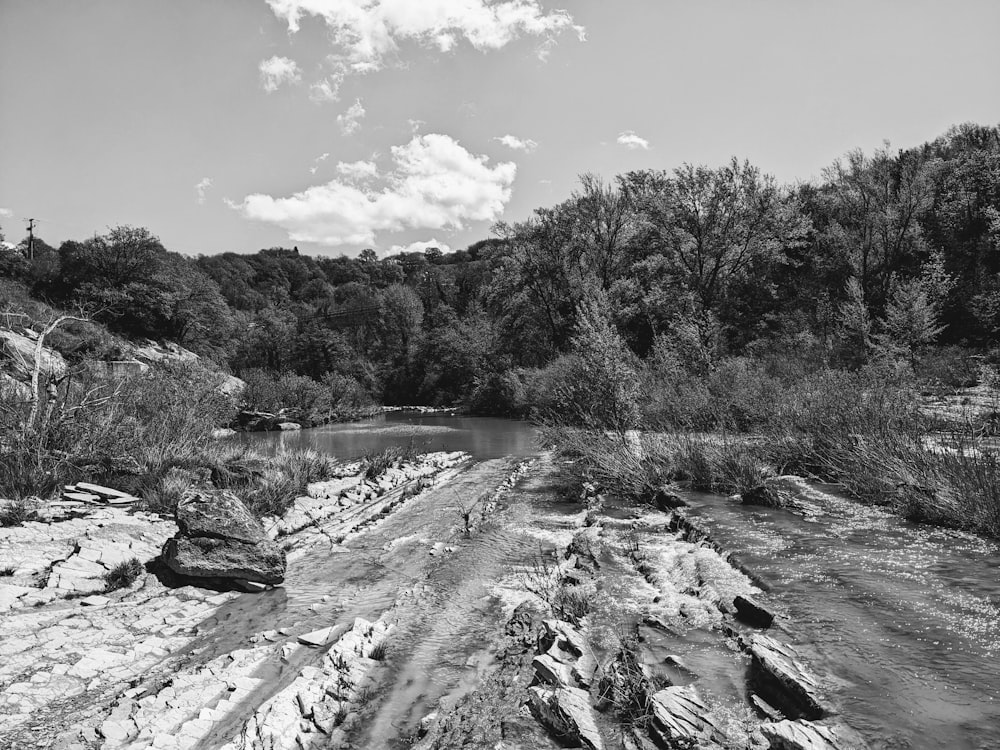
[2,123,998,416]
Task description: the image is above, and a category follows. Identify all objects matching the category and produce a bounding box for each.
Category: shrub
[543,426,677,505]
[103,557,143,591]
[914,346,980,392]
[362,444,418,481]
[205,446,341,518]
[531,299,642,431]
[465,369,530,417]
[0,497,40,527]
[0,358,236,501]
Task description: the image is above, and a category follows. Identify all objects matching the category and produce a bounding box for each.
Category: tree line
[2,122,998,416]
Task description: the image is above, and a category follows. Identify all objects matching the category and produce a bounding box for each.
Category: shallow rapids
[682,480,1000,750]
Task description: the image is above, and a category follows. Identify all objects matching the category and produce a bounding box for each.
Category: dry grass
[103,557,144,591]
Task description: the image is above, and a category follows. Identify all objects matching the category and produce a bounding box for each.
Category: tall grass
[548,355,1000,537]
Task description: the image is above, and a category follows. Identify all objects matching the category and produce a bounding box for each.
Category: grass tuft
[103,557,144,592]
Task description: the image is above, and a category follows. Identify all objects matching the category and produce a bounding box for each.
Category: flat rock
[80,595,111,607]
[63,492,103,504]
[761,719,868,750]
[649,686,723,746]
[749,635,828,719]
[75,482,133,500]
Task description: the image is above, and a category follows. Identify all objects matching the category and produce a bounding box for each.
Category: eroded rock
[648,685,724,748]
[749,635,828,720]
[734,594,775,628]
[761,718,868,750]
[163,490,286,586]
[528,685,603,750]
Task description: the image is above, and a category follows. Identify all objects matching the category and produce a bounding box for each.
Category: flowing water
[233,417,1000,748]
[682,482,1000,750]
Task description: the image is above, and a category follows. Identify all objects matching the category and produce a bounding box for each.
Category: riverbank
[2,444,998,748]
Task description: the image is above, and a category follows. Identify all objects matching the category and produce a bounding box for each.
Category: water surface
[238,411,538,460]
[683,483,1000,750]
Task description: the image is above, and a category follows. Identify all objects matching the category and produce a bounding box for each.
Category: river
[239,416,1000,749]
[238,410,539,460]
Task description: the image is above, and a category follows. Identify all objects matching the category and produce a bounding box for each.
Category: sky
[1,0,998,258]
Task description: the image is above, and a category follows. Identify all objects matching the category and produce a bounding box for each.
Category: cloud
[617,130,651,150]
[259,55,301,92]
[389,238,452,255]
[309,152,331,174]
[231,133,516,246]
[335,159,378,180]
[407,118,425,133]
[337,98,366,135]
[194,177,213,205]
[495,134,538,152]
[265,0,584,99]
[0,208,13,219]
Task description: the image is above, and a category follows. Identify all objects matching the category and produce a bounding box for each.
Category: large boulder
[162,489,286,586]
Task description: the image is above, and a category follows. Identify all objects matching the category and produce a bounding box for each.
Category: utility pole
[25,218,36,261]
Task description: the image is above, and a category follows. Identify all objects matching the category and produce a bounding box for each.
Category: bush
[0,498,40,527]
[913,346,980,392]
[203,445,341,518]
[103,557,143,591]
[530,300,642,431]
[465,369,530,417]
[362,444,418,481]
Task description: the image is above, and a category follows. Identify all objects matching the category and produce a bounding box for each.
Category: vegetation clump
[103,557,143,592]
[0,498,40,527]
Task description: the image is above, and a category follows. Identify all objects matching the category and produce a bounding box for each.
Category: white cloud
[389,238,452,255]
[194,177,213,205]
[309,73,344,102]
[309,152,331,174]
[617,130,651,150]
[337,98,366,135]
[231,133,516,246]
[0,208,12,218]
[335,159,378,180]
[407,118,425,133]
[259,55,301,92]
[265,0,584,97]
[495,134,538,152]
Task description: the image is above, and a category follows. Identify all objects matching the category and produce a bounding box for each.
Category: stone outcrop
[749,635,829,720]
[162,490,286,586]
[221,617,392,750]
[528,685,603,750]
[761,719,869,750]
[536,619,598,689]
[734,593,775,628]
[648,686,725,748]
[0,329,67,381]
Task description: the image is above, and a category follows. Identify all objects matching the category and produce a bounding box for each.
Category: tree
[877,276,945,361]
[624,159,810,310]
[820,145,938,307]
[571,173,640,290]
[837,276,874,365]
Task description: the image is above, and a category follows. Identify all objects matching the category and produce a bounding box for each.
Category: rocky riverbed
[0,452,939,749]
